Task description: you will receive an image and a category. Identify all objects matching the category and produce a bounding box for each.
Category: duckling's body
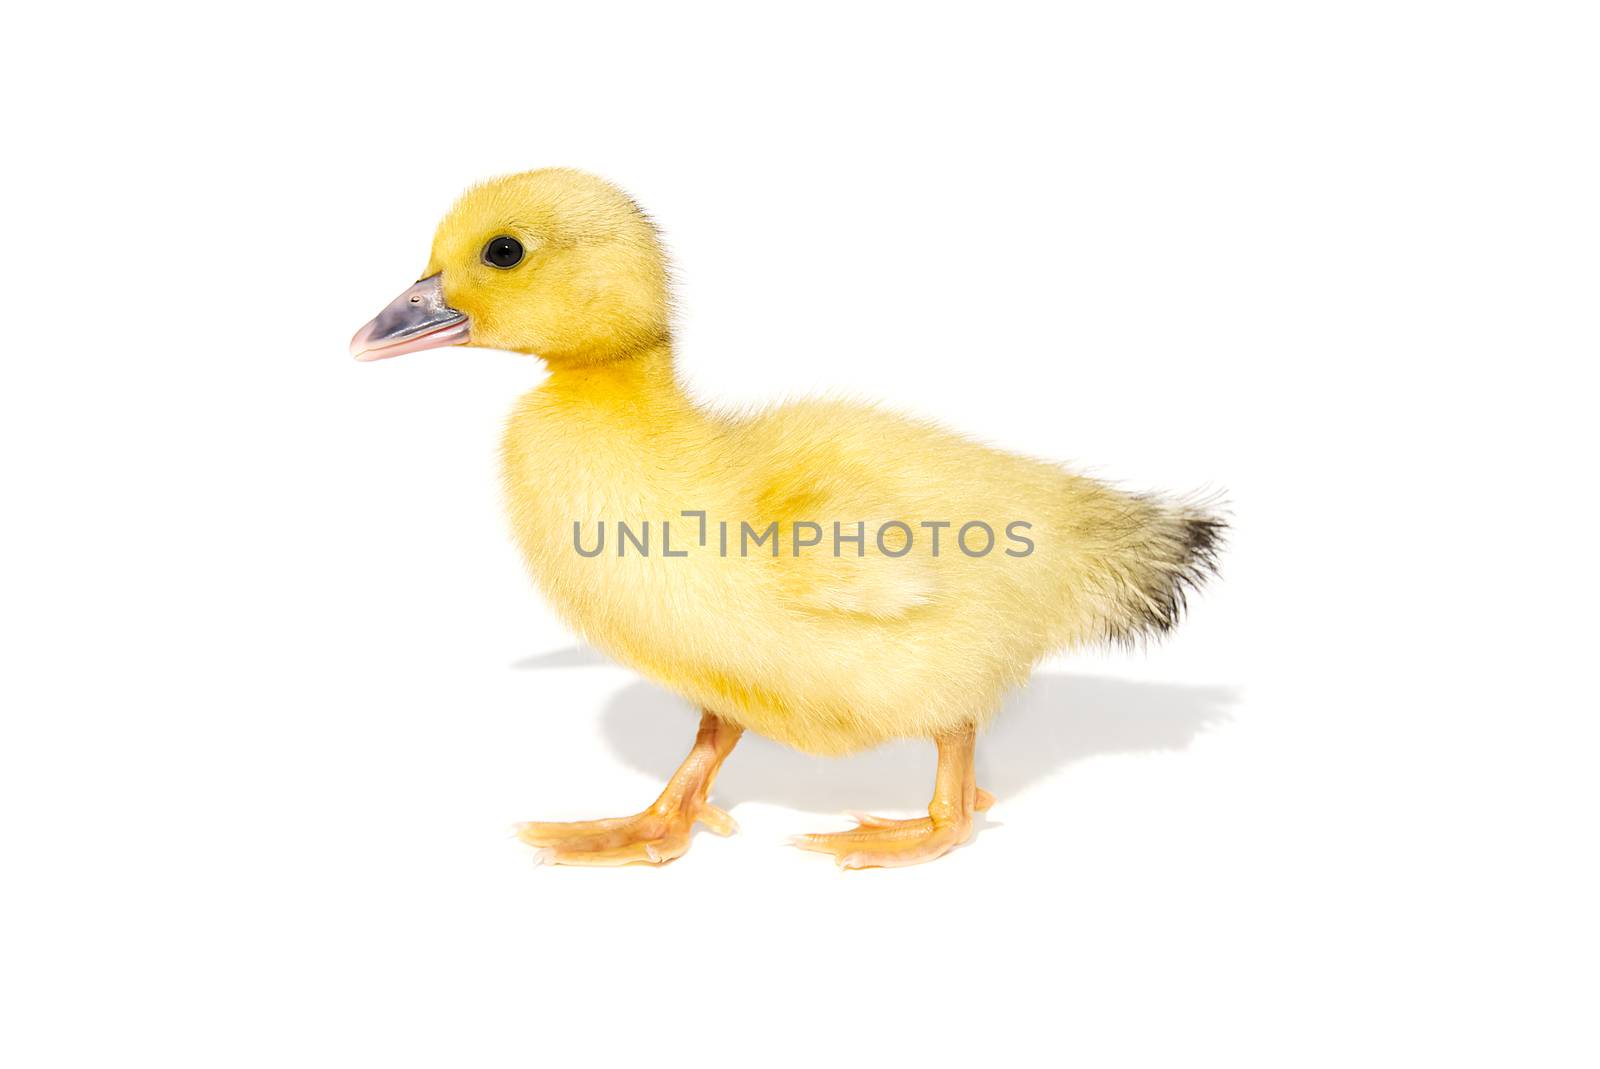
[353,168,1223,868]
[503,351,1217,756]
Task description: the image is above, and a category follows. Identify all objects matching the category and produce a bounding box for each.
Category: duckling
[351,169,1224,869]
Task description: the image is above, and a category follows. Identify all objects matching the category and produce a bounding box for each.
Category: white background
[3,3,1596,1066]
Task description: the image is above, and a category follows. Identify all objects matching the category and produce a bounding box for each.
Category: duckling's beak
[349,274,471,361]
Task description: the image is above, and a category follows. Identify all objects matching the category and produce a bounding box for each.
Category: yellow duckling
[351,169,1224,869]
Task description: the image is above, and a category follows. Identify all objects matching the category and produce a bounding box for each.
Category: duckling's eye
[483,235,524,269]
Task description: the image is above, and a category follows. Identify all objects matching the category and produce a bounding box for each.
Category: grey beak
[349,274,471,361]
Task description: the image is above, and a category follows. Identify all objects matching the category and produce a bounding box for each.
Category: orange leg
[791,726,994,869]
[517,710,742,866]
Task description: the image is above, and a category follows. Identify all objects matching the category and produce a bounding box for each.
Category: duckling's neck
[523,341,725,471]
[540,342,702,427]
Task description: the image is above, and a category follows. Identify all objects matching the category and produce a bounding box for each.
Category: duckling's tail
[1073,490,1226,647]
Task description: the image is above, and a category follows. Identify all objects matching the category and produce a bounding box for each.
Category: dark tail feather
[1098,496,1226,646]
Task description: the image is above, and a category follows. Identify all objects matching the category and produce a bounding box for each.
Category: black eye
[483,235,524,268]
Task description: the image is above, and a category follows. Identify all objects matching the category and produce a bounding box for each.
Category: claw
[697,803,738,836]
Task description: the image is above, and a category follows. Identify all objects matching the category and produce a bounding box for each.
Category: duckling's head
[351,169,670,366]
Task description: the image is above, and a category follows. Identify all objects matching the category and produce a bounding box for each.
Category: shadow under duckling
[352,168,1225,869]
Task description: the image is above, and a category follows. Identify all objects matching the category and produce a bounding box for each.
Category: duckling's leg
[516,711,742,866]
[791,726,993,869]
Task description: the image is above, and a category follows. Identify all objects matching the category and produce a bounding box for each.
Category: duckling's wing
[775,530,938,619]
[744,464,939,619]
[732,399,963,620]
